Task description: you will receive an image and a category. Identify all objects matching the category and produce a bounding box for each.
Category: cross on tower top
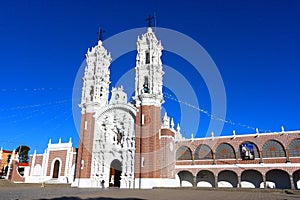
[97,28,105,41]
[145,15,154,27]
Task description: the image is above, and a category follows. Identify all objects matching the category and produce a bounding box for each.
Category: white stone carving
[109,85,128,105]
[80,40,112,112]
[91,104,136,188]
[175,124,184,141]
[134,27,164,106]
[162,112,170,129]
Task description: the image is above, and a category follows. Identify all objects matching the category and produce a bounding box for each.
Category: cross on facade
[145,15,154,27]
[97,28,105,41]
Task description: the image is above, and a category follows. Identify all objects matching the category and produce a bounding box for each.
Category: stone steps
[45,178,70,185]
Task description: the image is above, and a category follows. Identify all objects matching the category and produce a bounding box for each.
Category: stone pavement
[0,181,299,200]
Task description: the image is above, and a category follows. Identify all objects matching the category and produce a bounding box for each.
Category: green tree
[15,145,30,163]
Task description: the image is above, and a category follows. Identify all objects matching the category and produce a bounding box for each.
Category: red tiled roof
[18,162,29,167]
[2,150,13,153]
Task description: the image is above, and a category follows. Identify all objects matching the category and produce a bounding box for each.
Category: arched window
[176,146,192,160]
[194,144,213,160]
[215,143,235,159]
[288,139,300,157]
[262,140,286,158]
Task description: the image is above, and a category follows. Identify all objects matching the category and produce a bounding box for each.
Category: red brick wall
[193,160,214,165]
[160,135,175,178]
[174,132,300,178]
[28,155,33,175]
[9,161,24,182]
[175,132,300,164]
[35,155,43,165]
[72,150,77,167]
[28,154,43,175]
[161,129,175,137]
[47,150,68,176]
[290,157,300,163]
[75,113,95,179]
[135,105,161,178]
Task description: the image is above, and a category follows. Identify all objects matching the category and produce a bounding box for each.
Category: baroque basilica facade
[73,26,181,188]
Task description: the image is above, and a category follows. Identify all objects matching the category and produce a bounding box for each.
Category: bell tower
[134,26,164,188]
[134,27,164,105]
[80,40,111,110]
[74,39,112,186]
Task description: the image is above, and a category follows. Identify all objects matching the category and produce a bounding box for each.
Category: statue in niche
[112,127,123,145]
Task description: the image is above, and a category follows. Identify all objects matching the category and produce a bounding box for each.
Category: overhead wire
[163,92,272,133]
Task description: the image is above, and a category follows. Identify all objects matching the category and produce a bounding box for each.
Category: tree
[15,145,30,163]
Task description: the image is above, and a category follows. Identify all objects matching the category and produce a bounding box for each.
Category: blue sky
[0,0,299,153]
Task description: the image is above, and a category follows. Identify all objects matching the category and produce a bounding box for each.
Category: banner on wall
[241,143,255,160]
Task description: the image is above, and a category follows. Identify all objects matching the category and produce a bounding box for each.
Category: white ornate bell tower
[80,40,112,112]
[134,26,165,188]
[134,27,164,106]
[74,39,112,187]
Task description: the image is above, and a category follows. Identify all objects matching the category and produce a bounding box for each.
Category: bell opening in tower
[145,52,150,64]
[143,76,149,93]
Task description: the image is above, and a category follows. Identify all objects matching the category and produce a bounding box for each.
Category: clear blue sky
[0,0,299,153]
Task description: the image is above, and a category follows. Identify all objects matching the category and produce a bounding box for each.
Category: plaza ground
[0,180,300,200]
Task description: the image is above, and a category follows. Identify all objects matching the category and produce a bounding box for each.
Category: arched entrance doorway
[109,159,122,187]
[52,160,60,178]
[293,170,300,189]
[266,169,291,189]
[196,170,215,187]
[218,170,238,188]
[177,171,194,187]
[241,170,263,188]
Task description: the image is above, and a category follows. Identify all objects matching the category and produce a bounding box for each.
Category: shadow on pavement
[39,197,146,200]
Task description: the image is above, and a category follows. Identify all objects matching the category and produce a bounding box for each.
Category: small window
[141,157,145,167]
[146,52,150,64]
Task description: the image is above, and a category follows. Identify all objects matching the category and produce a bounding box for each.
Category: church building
[72,26,180,188]
[9,25,300,189]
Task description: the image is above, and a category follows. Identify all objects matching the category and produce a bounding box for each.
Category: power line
[0,99,71,112]
[0,87,78,92]
[163,92,272,133]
